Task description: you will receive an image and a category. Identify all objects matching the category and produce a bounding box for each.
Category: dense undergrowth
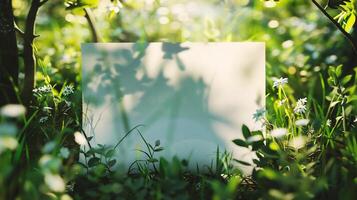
[1,0,357,199]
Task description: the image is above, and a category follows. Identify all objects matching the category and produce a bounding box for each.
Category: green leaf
[242,125,251,139]
[336,65,343,77]
[232,139,248,147]
[82,0,99,6]
[252,141,264,151]
[108,159,117,167]
[329,101,340,108]
[154,147,164,152]
[148,158,158,163]
[251,130,263,136]
[88,157,101,167]
[345,14,356,32]
[105,149,115,158]
[328,66,335,77]
[233,159,251,166]
[328,0,349,9]
[341,74,352,85]
[347,95,357,103]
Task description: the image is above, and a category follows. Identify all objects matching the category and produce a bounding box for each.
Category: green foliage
[1,0,357,199]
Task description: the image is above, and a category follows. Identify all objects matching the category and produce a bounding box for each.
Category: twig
[22,0,47,106]
[39,0,48,7]
[13,22,24,36]
[311,0,357,55]
[83,7,101,42]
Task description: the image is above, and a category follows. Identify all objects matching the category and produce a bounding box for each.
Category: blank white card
[82,42,265,171]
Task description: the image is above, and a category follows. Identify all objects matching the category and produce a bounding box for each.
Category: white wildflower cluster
[39,116,49,123]
[294,98,307,114]
[63,85,75,96]
[106,1,123,14]
[273,77,288,88]
[33,85,51,95]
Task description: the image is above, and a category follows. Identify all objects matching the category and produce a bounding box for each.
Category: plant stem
[311,0,357,56]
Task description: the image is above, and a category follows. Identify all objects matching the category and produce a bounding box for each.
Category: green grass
[1,0,357,199]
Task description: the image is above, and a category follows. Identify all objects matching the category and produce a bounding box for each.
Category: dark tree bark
[0,0,19,106]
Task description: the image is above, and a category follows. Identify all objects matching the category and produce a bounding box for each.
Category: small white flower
[39,116,49,123]
[220,173,228,179]
[44,173,66,192]
[106,1,123,13]
[294,98,307,114]
[60,147,70,159]
[74,131,87,146]
[33,85,51,95]
[253,108,266,122]
[62,85,74,96]
[295,119,309,127]
[294,105,306,114]
[264,0,276,8]
[297,98,307,105]
[247,135,263,143]
[326,119,331,127]
[278,99,287,106]
[270,128,288,138]
[0,104,26,118]
[282,40,294,48]
[273,77,288,88]
[289,136,306,149]
[61,54,72,63]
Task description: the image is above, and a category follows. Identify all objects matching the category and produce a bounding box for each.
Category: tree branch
[13,21,24,36]
[84,7,101,42]
[22,0,47,106]
[39,0,48,7]
[311,0,357,55]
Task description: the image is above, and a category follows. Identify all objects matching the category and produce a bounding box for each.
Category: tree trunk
[0,0,19,106]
